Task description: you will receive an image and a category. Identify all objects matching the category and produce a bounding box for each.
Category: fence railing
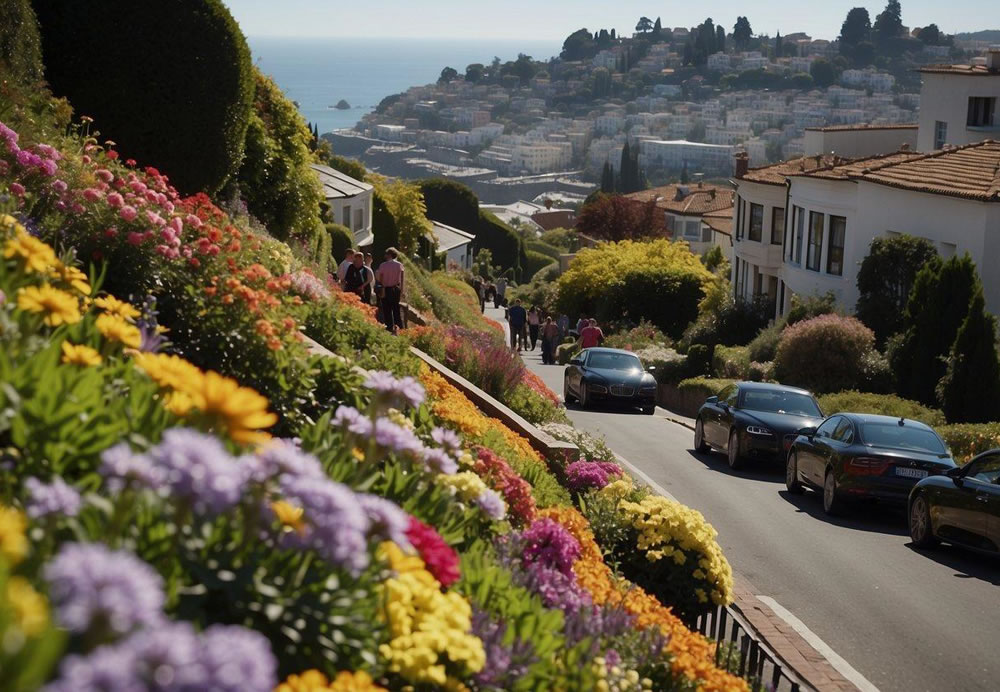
[695,603,810,692]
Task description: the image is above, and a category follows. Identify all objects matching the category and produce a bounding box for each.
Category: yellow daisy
[195,371,278,445]
[0,506,28,565]
[6,576,48,637]
[132,352,204,391]
[95,313,142,349]
[3,227,57,274]
[94,295,140,321]
[271,500,306,535]
[17,284,82,326]
[61,342,102,367]
[51,262,92,296]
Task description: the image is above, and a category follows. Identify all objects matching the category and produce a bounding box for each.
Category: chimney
[710,189,717,199]
[988,46,1000,72]
[674,186,689,201]
[734,151,749,178]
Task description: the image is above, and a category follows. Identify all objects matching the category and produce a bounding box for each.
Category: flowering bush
[564,460,624,492]
[773,314,877,394]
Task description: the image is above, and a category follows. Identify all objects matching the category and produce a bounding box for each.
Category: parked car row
[694,381,1000,556]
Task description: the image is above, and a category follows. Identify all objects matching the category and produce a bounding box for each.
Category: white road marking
[757,596,881,692]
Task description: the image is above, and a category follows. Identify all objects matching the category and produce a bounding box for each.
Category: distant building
[428,221,475,270]
[917,51,1000,151]
[803,124,917,157]
[310,164,374,247]
[638,139,735,177]
[625,182,735,254]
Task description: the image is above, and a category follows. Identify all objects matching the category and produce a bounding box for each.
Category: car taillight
[845,457,890,476]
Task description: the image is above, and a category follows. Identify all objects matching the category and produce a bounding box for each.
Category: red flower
[404,516,460,588]
[473,446,537,526]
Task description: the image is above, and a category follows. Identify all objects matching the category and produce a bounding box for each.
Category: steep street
[502,310,1000,692]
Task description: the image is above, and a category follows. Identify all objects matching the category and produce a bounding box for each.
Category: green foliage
[746,322,783,363]
[701,245,728,274]
[937,423,1000,463]
[34,0,255,194]
[326,222,354,260]
[891,255,978,406]
[523,249,556,281]
[539,228,578,251]
[477,211,527,278]
[418,178,481,231]
[685,344,713,376]
[786,291,839,325]
[371,192,399,260]
[603,320,669,351]
[476,429,571,509]
[936,288,1000,423]
[0,0,43,86]
[369,175,430,254]
[712,345,751,379]
[809,58,839,87]
[525,238,562,261]
[303,301,418,376]
[237,70,325,244]
[773,314,876,394]
[509,271,560,315]
[681,292,771,350]
[324,153,368,182]
[855,234,937,344]
[506,384,568,426]
[816,391,946,426]
[677,376,736,401]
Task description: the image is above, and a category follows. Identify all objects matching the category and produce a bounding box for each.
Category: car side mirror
[705,395,718,404]
[797,426,817,438]
[945,466,965,484]
[570,358,583,366]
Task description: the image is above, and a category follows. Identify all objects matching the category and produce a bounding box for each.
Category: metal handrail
[695,604,811,692]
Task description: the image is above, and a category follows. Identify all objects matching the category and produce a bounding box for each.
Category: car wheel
[579,383,589,409]
[823,469,843,516]
[563,377,574,404]
[785,451,804,494]
[727,429,744,470]
[694,418,709,452]
[909,494,939,549]
[642,406,655,416]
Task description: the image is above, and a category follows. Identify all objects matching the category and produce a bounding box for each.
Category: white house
[310,163,374,247]
[625,182,735,255]
[803,124,917,158]
[428,221,476,270]
[917,51,1000,151]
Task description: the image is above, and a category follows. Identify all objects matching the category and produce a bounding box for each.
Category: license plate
[895,467,928,479]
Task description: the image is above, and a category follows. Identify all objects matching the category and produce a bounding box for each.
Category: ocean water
[248,37,561,135]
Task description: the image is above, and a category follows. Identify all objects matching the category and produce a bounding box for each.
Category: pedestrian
[495,275,507,309]
[574,315,588,339]
[376,247,405,333]
[343,251,373,299]
[557,313,570,342]
[475,277,487,313]
[541,316,560,364]
[579,318,604,349]
[527,305,540,350]
[507,299,527,352]
[337,248,355,285]
[363,253,375,304]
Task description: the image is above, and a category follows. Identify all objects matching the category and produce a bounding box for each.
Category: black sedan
[909,449,1000,552]
[694,382,824,470]
[563,348,658,414]
[786,413,956,515]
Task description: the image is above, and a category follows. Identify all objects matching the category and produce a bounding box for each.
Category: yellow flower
[95,313,141,348]
[163,390,196,416]
[195,371,278,445]
[17,284,82,326]
[271,500,306,535]
[51,261,92,295]
[133,352,204,391]
[6,576,48,637]
[275,669,387,692]
[436,471,487,503]
[0,506,28,565]
[61,341,102,367]
[3,227,58,274]
[94,295,140,321]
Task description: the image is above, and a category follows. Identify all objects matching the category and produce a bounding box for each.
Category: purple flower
[44,543,164,636]
[475,488,507,521]
[147,429,245,514]
[24,476,82,518]
[278,476,371,575]
[471,608,537,689]
[43,643,143,692]
[524,562,592,614]
[520,518,581,577]
[423,447,458,475]
[99,443,165,493]
[372,418,423,456]
[564,460,623,492]
[431,427,462,454]
[195,624,278,692]
[248,439,325,484]
[364,370,425,409]
[357,494,411,547]
[332,405,373,436]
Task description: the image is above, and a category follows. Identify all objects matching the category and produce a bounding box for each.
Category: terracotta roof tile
[625,184,734,215]
[702,208,733,236]
[741,155,839,185]
[804,123,917,132]
[855,140,1000,202]
[793,151,924,180]
[919,64,1000,76]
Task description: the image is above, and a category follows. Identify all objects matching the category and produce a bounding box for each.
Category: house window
[748,203,763,242]
[354,208,364,231]
[771,207,785,245]
[827,216,846,276]
[791,206,805,264]
[934,121,947,149]
[684,220,700,240]
[665,214,676,233]
[342,204,352,227]
[701,225,713,242]
[967,97,996,127]
[807,211,824,272]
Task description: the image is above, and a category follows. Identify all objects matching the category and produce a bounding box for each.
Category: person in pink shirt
[579,319,604,349]
[375,247,405,333]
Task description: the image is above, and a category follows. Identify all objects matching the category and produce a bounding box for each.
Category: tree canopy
[855,234,937,344]
[576,195,664,242]
[733,17,753,50]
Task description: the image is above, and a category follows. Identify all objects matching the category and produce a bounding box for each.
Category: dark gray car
[563,348,658,414]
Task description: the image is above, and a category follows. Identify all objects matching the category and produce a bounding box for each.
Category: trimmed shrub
[681,294,772,349]
[603,321,670,351]
[773,314,875,394]
[785,291,838,325]
[324,153,367,182]
[1,0,43,85]
[685,344,713,377]
[712,345,750,379]
[525,238,562,261]
[371,192,399,260]
[817,391,946,427]
[937,423,1000,463]
[237,70,324,244]
[539,228,578,251]
[746,322,783,362]
[556,343,578,365]
[936,288,1000,423]
[476,211,526,277]
[523,249,556,281]
[677,377,737,402]
[34,0,255,194]
[326,223,354,261]
[855,234,937,344]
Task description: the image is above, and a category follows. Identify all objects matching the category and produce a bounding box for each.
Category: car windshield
[740,390,821,417]
[860,423,946,454]
[587,352,641,372]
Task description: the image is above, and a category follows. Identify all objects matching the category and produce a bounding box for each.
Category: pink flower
[145,210,165,226]
[106,192,124,208]
[120,206,138,222]
[16,150,36,167]
[185,214,202,229]
[95,169,114,183]
[81,155,91,164]
[128,232,145,248]
[10,182,25,196]
[168,216,183,234]
[129,181,146,194]
[39,159,58,177]
[52,180,68,193]
[82,188,103,202]
[144,190,158,204]
[70,203,85,214]
[0,161,8,175]
[160,228,178,245]
[104,228,118,238]
[188,257,200,268]
[163,201,174,214]
[207,244,220,257]
[155,244,171,257]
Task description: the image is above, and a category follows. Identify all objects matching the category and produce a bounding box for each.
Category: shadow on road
[777,488,909,536]
[685,448,786,484]
[564,401,651,416]
[905,543,1000,585]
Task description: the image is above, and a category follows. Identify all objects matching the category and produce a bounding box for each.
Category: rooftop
[855,140,1000,202]
[625,183,734,216]
[702,208,733,236]
[428,221,476,252]
[918,64,1000,76]
[793,151,924,181]
[309,164,373,199]
[740,155,840,185]
[804,123,918,132]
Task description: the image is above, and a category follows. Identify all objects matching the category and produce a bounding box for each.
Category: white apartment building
[708,53,732,73]
[639,139,735,176]
[841,68,896,92]
[917,51,1000,151]
[803,124,917,157]
[310,164,374,247]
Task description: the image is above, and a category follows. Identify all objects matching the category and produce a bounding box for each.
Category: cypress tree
[619,140,631,193]
[936,287,1000,423]
[891,254,978,406]
[600,161,615,193]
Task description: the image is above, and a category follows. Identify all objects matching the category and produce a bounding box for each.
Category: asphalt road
[516,340,1000,692]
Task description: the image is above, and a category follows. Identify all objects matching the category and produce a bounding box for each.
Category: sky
[223,0,996,43]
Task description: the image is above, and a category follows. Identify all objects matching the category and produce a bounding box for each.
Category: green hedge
[326,223,354,260]
[677,377,737,401]
[523,249,556,281]
[34,0,255,195]
[526,239,562,261]
[1,0,43,85]
[712,345,751,379]
[937,423,1000,463]
[816,391,946,426]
